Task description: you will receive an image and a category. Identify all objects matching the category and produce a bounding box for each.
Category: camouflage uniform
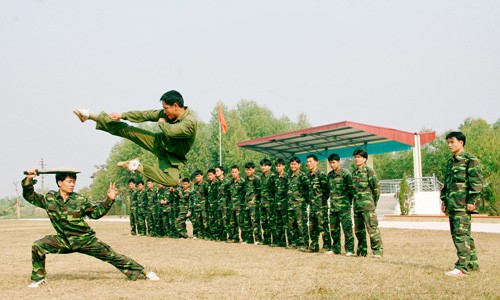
[135,189,147,235]
[274,171,289,247]
[259,172,274,245]
[174,187,196,238]
[226,177,245,242]
[145,186,157,236]
[352,165,383,257]
[193,180,209,239]
[243,174,262,244]
[155,186,169,237]
[327,168,355,254]
[207,179,221,240]
[307,170,330,252]
[287,171,310,249]
[128,188,138,235]
[217,177,230,241]
[22,178,144,281]
[167,187,180,237]
[441,150,483,273]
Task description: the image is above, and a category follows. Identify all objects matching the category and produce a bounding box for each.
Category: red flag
[218,105,227,134]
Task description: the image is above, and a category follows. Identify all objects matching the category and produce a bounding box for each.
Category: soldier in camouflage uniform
[126,179,138,235]
[192,170,209,239]
[327,153,354,256]
[167,180,181,238]
[305,154,331,253]
[243,162,262,244]
[259,159,274,245]
[274,158,289,247]
[225,166,245,243]
[351,149,383,258]
[216,166,229,241]
[287,156,310,251]
[441,131,483,276]
[206,169,220,240]
[135,180,147,235]
[174,178,196,238]
[145,180,157,236]
[23,170,159,288]
[156,184,171,237]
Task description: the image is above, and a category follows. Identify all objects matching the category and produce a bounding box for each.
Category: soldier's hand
[109,112,123,121]
[158,118,167,123]
[107,182,118,201]
[467,204,476,212]
[24,169,37,185]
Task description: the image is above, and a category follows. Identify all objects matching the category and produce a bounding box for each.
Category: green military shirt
[440,150,483,213]
[327,168,354,212]
[244,175,261,206]
[259,172,275,206]
[226,177,246,208]
[352,165,380,212]
[193,181,208,211]
[122,108,197,168]
[176,188,196,213]
[275,172,289,209]
[22,178,113,248]
[288,171,309,207]
[128,189,137,211]
[307,170,329,210]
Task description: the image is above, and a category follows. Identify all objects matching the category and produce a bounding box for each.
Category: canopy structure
[237,120,436,186]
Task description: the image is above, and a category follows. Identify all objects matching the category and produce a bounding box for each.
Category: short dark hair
[182,177,190,183]
[55,172,77,185]
[306,154,318,161]
[194,170,203,176]
[353,149,368,159]
[128,178,136,184]
[260,158,272,166]
[328,153,340,162]
[137,180,144,185]
[275,158,286,166]
[216,166,225,173]
[290,156,301,164]
[245,162,255,169]
[445,131,466,146]
[160,90,184,107]
[231,165,240,171]
[207,168,216,175]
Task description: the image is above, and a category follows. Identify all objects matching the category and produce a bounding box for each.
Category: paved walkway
[379,220,500,234]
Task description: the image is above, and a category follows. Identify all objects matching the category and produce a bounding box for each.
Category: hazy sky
[1,1,499,198]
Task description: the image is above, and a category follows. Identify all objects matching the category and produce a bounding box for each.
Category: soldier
[174,178,196,238]
[327,153,355,256]
[156,184,170,237]
[287,156,310,251]
[274,158,289,247]
[192,170,209,239]
[168,180,181,238]
[351,149,383,258]
[215,166,229,241]
[126,179,138,235]
[243,162,262,245]
[259,159,274,245]
[226,165,245,243]
[74,90,197,187]
[135,180,147,235]
[23,169,159,288]
[145,180,157,236]
[441,131,483,276]
[305,154,330,253]
[206,169,220,240]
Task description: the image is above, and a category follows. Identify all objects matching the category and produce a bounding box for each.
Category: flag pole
[219,117,222,166]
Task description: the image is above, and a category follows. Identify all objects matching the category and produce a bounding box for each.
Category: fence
[380,175,443,194]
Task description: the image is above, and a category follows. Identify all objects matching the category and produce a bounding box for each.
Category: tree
[397,173,414,215]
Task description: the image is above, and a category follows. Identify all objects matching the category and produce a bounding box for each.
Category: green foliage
[397,173,414,215]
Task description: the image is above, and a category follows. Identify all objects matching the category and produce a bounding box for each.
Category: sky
[1,0,499,198]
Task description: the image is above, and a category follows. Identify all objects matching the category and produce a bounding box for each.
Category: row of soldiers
[125,149,383,257]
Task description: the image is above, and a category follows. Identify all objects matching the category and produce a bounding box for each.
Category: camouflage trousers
[31,235,144,281]
[330,210,354,254]
[260,204,274,244]
[136,209,147,235]
[129,209,138,235]
[146,208,156,236]
[272,207,288,246]
[192,205,208,238]
[288,204,307,247]
[242,203,261,243]
[175,208,190,238]
[309,206,330,251]
[226,205,242,242]
[354,210,383,256]
[156,210,171,237]
[449,212,478,272]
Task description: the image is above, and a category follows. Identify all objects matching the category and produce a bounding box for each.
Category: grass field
[1,219,499,299]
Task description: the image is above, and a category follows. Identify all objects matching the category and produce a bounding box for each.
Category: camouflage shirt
[352,165,380,211]
[175,188,196,212]
[128,189,137,210]
[327,168,354,212]
[145,188,157,211]
[440,150,483,213]
[259,172,275,206]
[275,172,289,209]
[307,170,329,210]
[22,178,113,248]
[193,181,209,210]
[226,177,246,208]
[288,171,310,207]
[244,175,261,206]
[207,180,219,208]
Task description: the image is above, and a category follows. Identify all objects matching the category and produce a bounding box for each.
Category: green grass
[0,219,499,299]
